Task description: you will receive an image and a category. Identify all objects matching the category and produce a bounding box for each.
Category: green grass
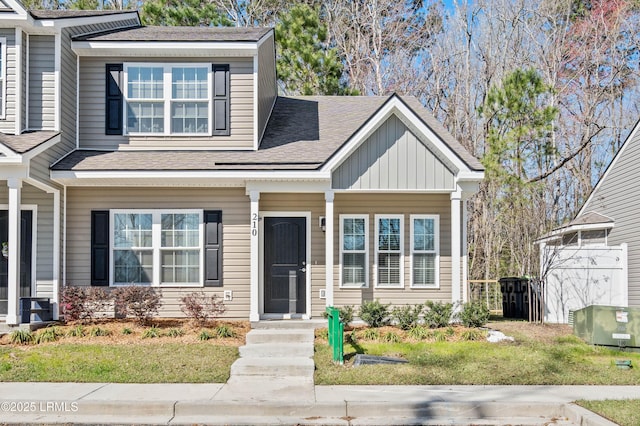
[0,343,237,383]
[577,400,640,426]
[315,337,640,385]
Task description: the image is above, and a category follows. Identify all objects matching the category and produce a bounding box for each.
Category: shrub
[198,330,213,341]
[362,328,380,341]
[89,326,111,337]
[423,301,453,328]
[345,330,358,345]
[113,286,162,325]
[66,325,85,337]
[9,329,34,345]
[459,301,491,328]
[166,328,184,338]
[408,325,431,340]
[121,327,133,335]
[215,324,235,338]
[383,331,401,343]
[359,299,390,328]
[35,327,61,344]
[61,286,112,322]
[461,329,486,341]
[391,304,423,330]
[433,329,447,342]
[141,326,161,339]
[338,305,354,325]
[180,291,226,326]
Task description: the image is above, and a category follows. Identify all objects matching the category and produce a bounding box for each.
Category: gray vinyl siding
[257,34,276,145]
[65,187,250,319]
[20,31,25,131]
[259,193,326,318]
[582,126,640,307]
[333,193,452,309]
[28,35,55,130]
[0,29,16,132]
[0,182,55,284]
[78,57,254,150]
[332,114,456,190]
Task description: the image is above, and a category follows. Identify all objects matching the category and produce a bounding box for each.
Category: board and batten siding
[332,193,452,309]
[259,193,326,318]
[0,29,16,133]
[332,114,456,190]
[65,187,251,319]
[257,34,276,144]
[582,126,640,307]
[78,57,254,150]
[60,19,139,153]
[0,182,55,290]
[27,35,55,130]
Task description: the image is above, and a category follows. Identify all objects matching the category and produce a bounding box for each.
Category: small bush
[35,327,61,344]
[461,329,486,341]
[383,331,401,343]
[391,304,423,330]
[362,328,380,341]
[66,325,85,337]
[215,324,235,338]
[121,327,133,335]
[180,291,226,326]
[89,326,111,337]
[9,330,34,345]
[359,299,390,328]
[345,330,358,345]
[316,328,328,340]
[61,286,112,322]
[433,329,447,342]
[166,328,184,338]
[198,330,213,341]
[423,301,453,328]
[459,301,490,328]
[445,326,455,336]
[141,326,161,339]
[408,326,431,340]
[113,286,162,325]
[338,305,355,325]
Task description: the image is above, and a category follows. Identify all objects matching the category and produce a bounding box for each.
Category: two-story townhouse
[0,0,484,326]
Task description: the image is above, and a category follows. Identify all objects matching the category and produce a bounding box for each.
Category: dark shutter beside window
[204,210,223,287]
[212,65,230,136]
[105,64,123,135]
[91,211,110,286]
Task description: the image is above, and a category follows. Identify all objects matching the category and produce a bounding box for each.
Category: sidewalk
[0,383,637,425]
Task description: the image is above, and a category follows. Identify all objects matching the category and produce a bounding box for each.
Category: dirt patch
[0,318,250,347]
[489,320,572,344]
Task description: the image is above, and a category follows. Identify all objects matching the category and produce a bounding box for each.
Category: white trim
[409,214,440,289]
[324,191,334,306]
[20,133,62,161]
[0,0,28,19]
[321,96,474,175]
[108,209,204,287]
[75,54,79,149]
[579,118,640,217]
[62,185,67,302]
[339,214,369,289]
[253,54,258,150]
[246,180,331,194]
[536,221,615,244]
[52,189,59,320]
[451,191,461,304]
[54,31,60,131]
[51,169,331,181]
[249,191,259,322]
[461,200,468,302]
[0,35,7,122]
[259,211,312,320]
[374,214,404,289]
[72,41,260,57]
[34,12,138,29]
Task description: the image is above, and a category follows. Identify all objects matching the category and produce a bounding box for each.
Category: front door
[0,210,33,315]
[264,217,306,314]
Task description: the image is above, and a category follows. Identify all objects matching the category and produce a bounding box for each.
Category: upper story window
[124,64,210,135]
[107,63,230,136]
[0,37,6,119]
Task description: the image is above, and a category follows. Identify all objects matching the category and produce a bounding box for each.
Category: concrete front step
[230,357,315,378]
[245,329,314,345]
[239,342,314,358]
[251,319,326,330]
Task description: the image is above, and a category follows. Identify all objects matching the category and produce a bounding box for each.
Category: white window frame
[123,63,211,136]
[374,214,404,288]
[109,209,204,287]
[0,37,6,120]
[339,214,369,288]
[410,214,440,289]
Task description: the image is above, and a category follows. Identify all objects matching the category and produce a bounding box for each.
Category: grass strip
[577,399,640,426]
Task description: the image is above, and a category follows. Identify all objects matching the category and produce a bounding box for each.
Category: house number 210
[251,213,258,237]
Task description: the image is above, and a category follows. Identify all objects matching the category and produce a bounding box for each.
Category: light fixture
[319,216,326,232]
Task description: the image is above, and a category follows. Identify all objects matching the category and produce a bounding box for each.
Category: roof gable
[332,114,455,190]
[0,0,27,19]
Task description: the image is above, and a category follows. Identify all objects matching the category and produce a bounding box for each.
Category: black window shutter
[105,64,123,135]
[212,65,230,136]
[91,211,110,286]
[204,210,223,287]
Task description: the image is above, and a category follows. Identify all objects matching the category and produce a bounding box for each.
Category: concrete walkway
[0,321,638,424]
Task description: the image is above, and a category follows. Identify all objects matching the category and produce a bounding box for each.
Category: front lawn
[314,321,640,385]
[577,399,640,426]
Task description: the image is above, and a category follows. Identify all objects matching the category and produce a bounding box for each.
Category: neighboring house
[0,1,484,325]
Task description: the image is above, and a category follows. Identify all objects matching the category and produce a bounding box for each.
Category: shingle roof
[0,131,60,154]
[72,26,272,42]
[30,10,135,19]
[568,211,614,227]
[52,95,484,172]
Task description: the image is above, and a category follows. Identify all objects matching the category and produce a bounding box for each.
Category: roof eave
[71,40,260,57]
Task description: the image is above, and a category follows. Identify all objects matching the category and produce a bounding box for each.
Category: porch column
[249,190,260,322]
[52,190,60,320]
[6,178,22,325]
[325,190,334,307]
[451,188,461,306]
[462,198,468,303]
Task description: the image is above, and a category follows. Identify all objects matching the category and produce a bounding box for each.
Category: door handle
[299,267,306,273]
